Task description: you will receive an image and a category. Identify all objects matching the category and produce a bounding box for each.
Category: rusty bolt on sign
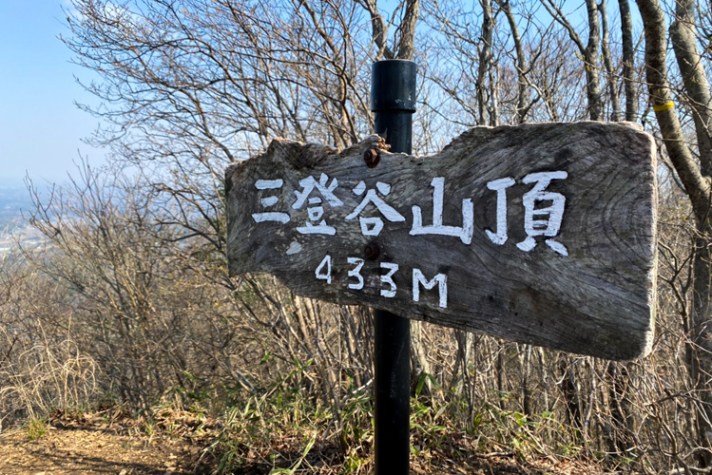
[364,242,381,261]
[363,148,380,168]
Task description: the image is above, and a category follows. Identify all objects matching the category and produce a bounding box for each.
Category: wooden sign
[225,122,657,360]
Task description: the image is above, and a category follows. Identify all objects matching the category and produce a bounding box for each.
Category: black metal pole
[371,59,416,475]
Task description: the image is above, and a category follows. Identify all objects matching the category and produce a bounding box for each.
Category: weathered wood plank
[226,122,657,360]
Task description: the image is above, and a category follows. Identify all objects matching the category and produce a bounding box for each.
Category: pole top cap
[371,60,417,113]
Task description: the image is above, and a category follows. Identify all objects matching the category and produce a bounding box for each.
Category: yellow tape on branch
[653,101,674,112]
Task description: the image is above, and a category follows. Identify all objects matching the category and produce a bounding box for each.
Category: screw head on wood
[363,148,381,168]
[364,242,381,261]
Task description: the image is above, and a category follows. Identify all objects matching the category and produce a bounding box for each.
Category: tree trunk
[619,0,638,121]
[670,2,712,467]
[558,356,583,433]
[498,0,528,123]
[541,0,602,120]
[636,0,708,207]
[670,0,712,178]
[477,0,494,125]
[584,0,602,121]
[691,228,712,467]
[599,0,620,121]
[606,362,634,455]
[396,0,420,60]
[637,0,712,466]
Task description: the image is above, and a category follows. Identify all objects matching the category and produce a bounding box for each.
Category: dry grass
[0,335,99,428]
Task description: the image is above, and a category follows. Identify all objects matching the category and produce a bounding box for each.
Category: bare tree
[29,0,712,472]
[497,0,537,124]
[540,0,603,120]
[599,0,619,121]
[637,0,712,466]
[619,0,639,121]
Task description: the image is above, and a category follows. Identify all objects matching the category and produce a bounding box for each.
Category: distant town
[0,179,46,254]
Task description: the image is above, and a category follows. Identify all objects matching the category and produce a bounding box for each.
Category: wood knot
[364,242,381,261]
[363,148,381,168]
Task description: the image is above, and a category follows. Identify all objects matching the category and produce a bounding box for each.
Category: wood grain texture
[226,122,657,360]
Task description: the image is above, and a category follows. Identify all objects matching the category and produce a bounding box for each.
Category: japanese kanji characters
[345,181,405,236]
[411,177,474,244]
[484,172,568,256]
[516,171,568,256]
[485,177,515,245]
[250,169,570,309]
[250,171,569,255]
[252,179,290,224]
[292,173,343,235]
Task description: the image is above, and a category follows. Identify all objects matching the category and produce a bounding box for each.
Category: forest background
[2,0,712,473]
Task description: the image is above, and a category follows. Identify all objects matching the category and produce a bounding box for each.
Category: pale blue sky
[0,0,103,183]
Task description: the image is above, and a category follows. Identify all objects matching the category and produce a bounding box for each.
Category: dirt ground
[0,411,209,475]
[0,427,201,474]
[0,413,606,475]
